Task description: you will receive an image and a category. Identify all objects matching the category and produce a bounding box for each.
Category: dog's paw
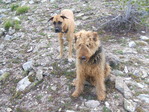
[97,94,106,101]
[72,91,79,97]
[68,57,74,62]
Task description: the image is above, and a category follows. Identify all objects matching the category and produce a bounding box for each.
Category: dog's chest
[82,65,98,76]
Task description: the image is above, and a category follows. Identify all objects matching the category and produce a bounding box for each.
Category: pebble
[128,41,136,48]
[85,100,100,108]
[22,60,33,71]
[124,99,136,112]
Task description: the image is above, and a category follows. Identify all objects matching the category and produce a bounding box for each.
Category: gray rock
[22,61,33,71]
[6,108,12,112]
[115,76,124,93]
[112,70,124,76]
[140,36,149,41]
[106,53,120,69]
[13,17,21,21]
[66,110,75,112]
[124,99,136,112]
[141,69,148,78]
[85,100,100,108]
[36,68,43,81]
[4,35,13,40]
[124,66,128,74]
[16,76,32,91]
[124,83,132,98]
[50,0,56,3]
[0,28,5,37]
[128,41,136,48]
[8,27,15,35]
[51,85,57,91]
[141,31,146,34]
[137,94,149,103]
[2,0,12,4]
[29,0,34,4]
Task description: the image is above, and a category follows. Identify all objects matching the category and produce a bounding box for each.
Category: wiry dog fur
[49,9,75,60]
[72,30,111,101]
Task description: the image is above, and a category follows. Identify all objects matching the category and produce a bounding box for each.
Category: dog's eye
[86,44,90,47]
[58,21,62,24]
[79,44,81,47]
[53,22,56,25]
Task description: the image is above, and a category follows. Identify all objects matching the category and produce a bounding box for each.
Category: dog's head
[74,30,100,62]
[49,15,68,33]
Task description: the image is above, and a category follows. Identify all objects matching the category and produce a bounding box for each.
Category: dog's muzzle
[55,28,61,33]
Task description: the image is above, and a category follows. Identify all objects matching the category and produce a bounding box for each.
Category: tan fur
[50,9,75,59]
[72,30,111,101]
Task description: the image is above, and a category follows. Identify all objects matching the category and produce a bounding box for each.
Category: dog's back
[61,9,74,20]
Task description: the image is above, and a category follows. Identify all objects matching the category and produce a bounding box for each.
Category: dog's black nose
[81,56,86,60]
[55,28,60,33]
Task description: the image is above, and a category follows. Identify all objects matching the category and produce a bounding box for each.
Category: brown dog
[49,9,75,61]
[72,30,111,101]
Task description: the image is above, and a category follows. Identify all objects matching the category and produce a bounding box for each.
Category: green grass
[4,19,21,30]
[4,20,13,30]
[113,50,123,55]
[11,4,19,11]
[16,6,29,15]
[102,106,111,112]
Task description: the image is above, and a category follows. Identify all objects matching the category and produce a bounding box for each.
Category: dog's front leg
[95,74,106,101]
[72,69,84,97]
[57,33,63,58]
[67,34,73,60]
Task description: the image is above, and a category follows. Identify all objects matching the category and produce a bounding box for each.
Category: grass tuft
[11,4,19,11]
[16,6,29,15]
[4,19,21,31]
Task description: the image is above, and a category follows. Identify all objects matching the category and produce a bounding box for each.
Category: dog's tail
[104,63,111,79]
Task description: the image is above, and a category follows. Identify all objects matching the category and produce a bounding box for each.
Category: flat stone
[16,76,32,91]
[4,35,13,40]
[22,61,33,71]
[124,83,132,98]
[137,94,149,103]
[85,100,100,108]
[115,76,124,93]
[124,99,136,112]
[140,36,149,41]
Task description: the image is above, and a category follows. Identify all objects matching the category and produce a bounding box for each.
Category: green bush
[4,20,13,30]
[4,20,21,31]
[11,4,19,11]
[16,6,29,15]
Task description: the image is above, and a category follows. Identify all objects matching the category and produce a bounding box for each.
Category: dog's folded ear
[48,17,54,22]
[60,15,68,19]
[93,32,98,41]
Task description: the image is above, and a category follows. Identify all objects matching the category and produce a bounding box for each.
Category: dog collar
[61,28,68,33]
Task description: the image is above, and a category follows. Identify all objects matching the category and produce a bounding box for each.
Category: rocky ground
[0,0,149,112]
